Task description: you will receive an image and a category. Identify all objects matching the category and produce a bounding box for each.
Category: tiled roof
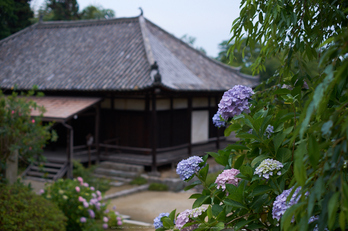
[0,16,258,92]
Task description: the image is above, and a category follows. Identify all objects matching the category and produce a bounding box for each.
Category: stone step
[98,161,144,173]
[93,173,132,183]
[94,168,140,179]
[102,184,149,200]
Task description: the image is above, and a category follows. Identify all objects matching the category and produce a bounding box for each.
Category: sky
[30,0,242,58]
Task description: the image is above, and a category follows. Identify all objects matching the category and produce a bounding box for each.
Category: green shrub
[73,161,110,193]
[130,176,147,185]
[42,177,122,231]
[0,181,67,231]
[148,183,168,191]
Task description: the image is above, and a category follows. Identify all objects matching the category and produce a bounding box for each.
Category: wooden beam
[151,92,158,172]
[188,97,192,155]
[95,103,100,164]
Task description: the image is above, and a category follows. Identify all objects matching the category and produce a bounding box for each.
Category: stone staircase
[93,161,145,184]
[22,160,68,182]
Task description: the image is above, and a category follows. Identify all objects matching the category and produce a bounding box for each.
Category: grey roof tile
[0,16,258,92]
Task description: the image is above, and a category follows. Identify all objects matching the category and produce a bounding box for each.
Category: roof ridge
[36,16,139,28]
[138,16,155,66]
[144,19,258,82]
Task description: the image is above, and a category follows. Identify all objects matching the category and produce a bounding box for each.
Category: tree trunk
[6,150,18,184]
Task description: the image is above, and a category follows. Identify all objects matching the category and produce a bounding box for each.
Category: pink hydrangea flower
[90,186,95,191]
[215,168,241,191]
[39,189,44,195]
[80,217,86,223]
[83,182,89,187]
[75,186,80,192]
[78,196,85,202]
[103,223,108,229]
[77,177,83,183]
[83,201,89,208]
[97,190,101,196]
[103,217,109,222]
[32,119,35,123]
[117,220,122,226]
[11,110,14,114]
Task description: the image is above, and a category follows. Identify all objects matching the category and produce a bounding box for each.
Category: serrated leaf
[223,199,247,209]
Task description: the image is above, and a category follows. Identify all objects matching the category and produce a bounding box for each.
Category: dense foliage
[41,177,123,231]
[0,0,33,40]
[0,181,67,230]
[0,90,55,182]
[155,0,348,230]
[72,161,110,193]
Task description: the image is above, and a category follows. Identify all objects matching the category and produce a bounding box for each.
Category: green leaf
[212,204,223,217]
[281,202,306,230]
[251,185,272,197]
[294,142,307,186]
[226,144,250,151]
[199,165,209,182]
[234,219,253,231]
[162,217,173,229]
[339,211,346,231]
[223,199,247,209]
[193,195,210,208]
[234,154,245,169]
[328,192,339,229]
[276,148,292,162]
[240,165,253,179]
[251,155,269,167]
[273,132,286,153]
[308,134,320,169]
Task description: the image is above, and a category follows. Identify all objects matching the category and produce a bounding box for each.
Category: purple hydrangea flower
[102,223,108,229]
[153,212,170,229]
[176,156,204,181]
[88,209,95,219]
[175,206,206,230]
[272,187,302,221]
[83,201,89,208]
[80,217,86,223]
[254,158,283,179]
[212,112,226,127]
[218,85,254,121]
[215,169,241,192]
[264,125,274,138]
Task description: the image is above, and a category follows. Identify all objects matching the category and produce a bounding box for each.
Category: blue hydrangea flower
[176,156,203,181]
[218,85,254,121]
[153,212,170,229]
[212,112,225,127]
[264,125,274,138]
[272,187,302,221]
[254,158,283,179]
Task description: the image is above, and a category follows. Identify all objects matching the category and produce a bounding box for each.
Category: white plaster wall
[156,99,170,111]
[191,110,209,144]
[173,98,187,109]
[114,99,145,110]
[192,97,209,108]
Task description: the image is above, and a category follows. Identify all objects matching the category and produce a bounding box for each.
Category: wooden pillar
[169,97,173,146]
[145,94,150,148]
[151,92,158,172]
[63,121,73,179]
[215,95,220,149]
[187,96,192,156]
[95,103,100,164]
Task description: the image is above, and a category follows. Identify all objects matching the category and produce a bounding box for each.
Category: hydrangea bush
[155,0,347,230]
[41,177,122,231]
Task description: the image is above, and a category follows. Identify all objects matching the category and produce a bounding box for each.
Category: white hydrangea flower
[254,158,283,179]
